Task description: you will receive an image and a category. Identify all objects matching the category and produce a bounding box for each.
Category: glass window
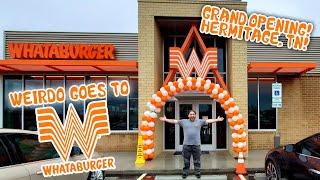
[164,102,175,149]
[248,78,258,129]
[65,76,85,121]
[0,138,11,167]
[3,75,22,129]
[107,77,127,130]
[259,78,276,129]
[85,76,107,110]
[216,102,227,149]
[129,77,138,130]
[24,76,44,131]
[248,77,276,130]
[45,76,64,122]
[8,134,59,163]
[216,37,226,73]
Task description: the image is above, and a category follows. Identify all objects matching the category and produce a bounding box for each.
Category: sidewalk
[101,150,269,176]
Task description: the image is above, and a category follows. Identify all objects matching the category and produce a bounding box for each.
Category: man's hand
[159,116,167,122]
[216,116,224,122]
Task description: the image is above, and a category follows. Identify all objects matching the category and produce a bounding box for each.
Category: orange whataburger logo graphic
[36,100,110,162]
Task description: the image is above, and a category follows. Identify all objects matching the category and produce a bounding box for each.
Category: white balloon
[232,133,237,138]
[234,106,239,111]
[186,81,192,87]
[168,82,173,86]
[241,132,247,138]
[238,142,244,148]
[142,121,148,126]
[212,88,218,95]
[178,83,184,89]
[243,142,247,147]
[178,78,183,83]
[142,140,147,145]
[143,150,147,154]
[148,122,155,127]
[155,97,161,102]
[218,93,224,99]
[187,77,192,81]
[228,118,233,123]
[147,102,151,106]
[151,148,154,153]
[155,108,161,113]
[170,86,176,92]
[146,149,152,155]
[144,111,151,116]
[197,77,202,82]
[238,114,243,119]
[234,124,240,130]
[152,94,157,99]
[239,124,244,129]
[229,98,234,102]
[145,140,152,145]
[232,116,239,121]
[223,90,228,95]
[228,107,234,114]
[230,126,234,130]
[149,105,156,112]
[161,102,165,106]
[206,79,211,84]
[214,84,220,89]
[204,84,210,90]
[224,100,230,105]
[141,131,147,136]
[162,91,168,97]
[232,142,237,147]
[146,130,153,136]
[150,112,157,118]
[160,87,166,92]
[195,82,201,88]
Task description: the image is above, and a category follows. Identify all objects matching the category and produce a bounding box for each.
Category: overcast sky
[1,0,319,58]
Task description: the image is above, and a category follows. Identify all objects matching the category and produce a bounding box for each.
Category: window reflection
[129,77,138,130]
[248,78,258,129]
[46,76,64,122]
[3,76,22,129]
[66,76,84,121]
[259,78,276,129]
[24,76,44,130]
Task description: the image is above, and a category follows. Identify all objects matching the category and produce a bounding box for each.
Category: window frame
[3,74,138,132]
[248,76,277,131]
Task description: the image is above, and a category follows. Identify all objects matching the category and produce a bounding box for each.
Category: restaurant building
[0,0,319,157]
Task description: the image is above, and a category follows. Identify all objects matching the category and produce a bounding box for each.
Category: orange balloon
[233,110,239,116]
[148,153,155,159]
[223,105,229,111]
[242,147,248,152]
[218,88,224,93]
[148,135,155,140]
[201,80,206,85]
[237,118,244,124]
[183,86,189,91]
[233,137,239,143]
[213,94,218,99]
[148,144,155,149]
[209,84,215,89]
[143,145,148,150]
[161,96,168,102]
[223,94,230,101]
[142,135,149,140]
[164,85,170,91]
[237,128,244,134]
[219,99,225,105]
[229,101,236,107]
[144,154,149,160]
[176,88,181,93]
[192,78,196,83]
[191,85,197,90]
[207,88,213,94]
[155,102,162,108]
[227,113,233,118]
[140,126,148,131]
[168,91,174,96]
[183,79,188,84]
[199,86,204,92]
[149,127,155,131]
[156,91,162,98]
[142,115,148,121]
[230,121,236,127]
[173,81,179,87]
[239,137,246,142]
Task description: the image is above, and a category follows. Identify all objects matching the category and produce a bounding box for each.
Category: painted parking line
[155,175,227,180]
[136,173,147,180]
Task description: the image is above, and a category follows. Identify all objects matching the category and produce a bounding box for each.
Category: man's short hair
[188,110,197,115]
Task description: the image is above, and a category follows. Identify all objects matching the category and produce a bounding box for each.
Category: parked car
[0,129,105,180]
[265,133,320,179]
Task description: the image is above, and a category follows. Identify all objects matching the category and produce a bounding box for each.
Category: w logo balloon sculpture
[137,25,248,176]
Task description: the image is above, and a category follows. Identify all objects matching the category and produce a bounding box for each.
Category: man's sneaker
[195,174,201,179]
[182,174,188,179]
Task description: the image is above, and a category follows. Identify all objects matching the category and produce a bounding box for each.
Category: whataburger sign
[8,43,115,60]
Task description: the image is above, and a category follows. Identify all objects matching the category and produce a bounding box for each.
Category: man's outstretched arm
[159,116,179,124]
[205,116,224,124]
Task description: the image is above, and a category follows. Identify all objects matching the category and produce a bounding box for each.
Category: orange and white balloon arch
[140,77,247,175]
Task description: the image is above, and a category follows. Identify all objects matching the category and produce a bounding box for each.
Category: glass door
[175,100,216,151]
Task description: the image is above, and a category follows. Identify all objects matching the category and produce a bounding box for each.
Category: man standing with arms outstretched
[159,110,224,179]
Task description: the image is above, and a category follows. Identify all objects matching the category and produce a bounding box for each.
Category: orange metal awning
[248,62,317,74]
[0,59,138,74]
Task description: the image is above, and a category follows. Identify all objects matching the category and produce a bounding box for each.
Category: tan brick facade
[96,133,138,152]
[138,0,248,156]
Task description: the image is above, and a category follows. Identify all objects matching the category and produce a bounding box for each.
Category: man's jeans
[182,145,201,175]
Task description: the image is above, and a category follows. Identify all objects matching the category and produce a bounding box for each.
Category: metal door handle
[309,169,320,175]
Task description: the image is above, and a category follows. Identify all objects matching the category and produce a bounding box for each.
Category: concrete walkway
[101,150,269,176]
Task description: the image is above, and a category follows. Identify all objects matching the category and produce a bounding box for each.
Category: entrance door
[175,101,216,151]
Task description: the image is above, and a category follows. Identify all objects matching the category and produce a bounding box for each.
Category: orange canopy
[248,62,317,74]
[0,59,138,74]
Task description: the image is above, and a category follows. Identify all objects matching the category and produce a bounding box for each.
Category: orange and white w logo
[36,100,110,162]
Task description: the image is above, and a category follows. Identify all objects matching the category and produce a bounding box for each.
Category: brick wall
[95,133,138,152]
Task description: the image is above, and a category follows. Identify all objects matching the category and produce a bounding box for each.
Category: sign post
[272,83,282,148]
